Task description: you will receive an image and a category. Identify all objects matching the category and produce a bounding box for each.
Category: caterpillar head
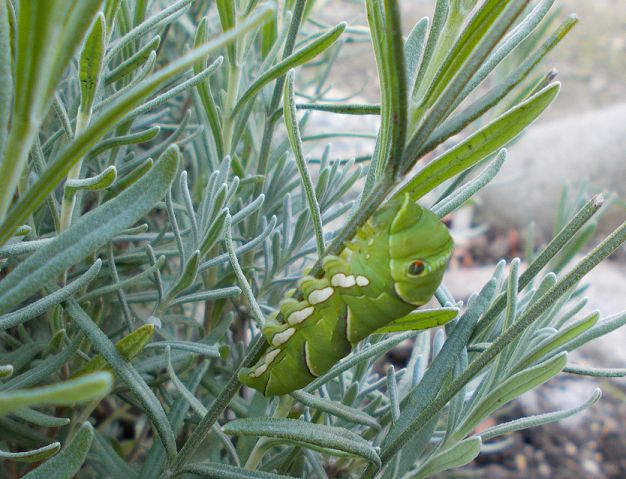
[387,194,454,306]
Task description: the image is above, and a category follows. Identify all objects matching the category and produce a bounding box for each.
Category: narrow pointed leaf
[396,82,559,201]
[89,126,160,157]
[405,17,428,94]
[147,341,220,357]
[74,324,155,377]
[411,437,482,479]
[223,418,381,467]
[105,34,160,84]
[432,149,506,218]
[64,166,117,196]
[291,390,381,430]
[0,442,60,463]
[283,69,324,256]
[0,260,102,330]
[234,22,346,115]
[481,388,601,441]
[22,422,94,479]
[164,250,200,305]
[11,407,70,428]
[0,372,112,415]
[515,312,599,371]
[78,13,106,115]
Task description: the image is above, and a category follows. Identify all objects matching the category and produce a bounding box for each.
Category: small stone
[538,463,551,477]
[582,459,601,476]
[605,464,619,477]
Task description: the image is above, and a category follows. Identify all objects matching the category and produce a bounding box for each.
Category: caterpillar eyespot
[408,260,426,276]
[239,194,454,396]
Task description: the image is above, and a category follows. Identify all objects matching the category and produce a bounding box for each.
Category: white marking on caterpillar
[331,273,356,288]
[264,348,281,365]
[287,306,314,325]
[394,283,402,300]
[250,363,267,377]
[304,341,319,377]
[308,287,334,304]
[345,307,354,342]
[394,283,421,306]
[272,327,295,346]
[356,275,370,287]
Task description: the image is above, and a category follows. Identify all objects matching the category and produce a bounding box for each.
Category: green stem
[222,63,242,157]
[59,111,92,233]
[163,335,267,477]
[411,1,465,122]
[244,396,296,469]
[307,174,394,281]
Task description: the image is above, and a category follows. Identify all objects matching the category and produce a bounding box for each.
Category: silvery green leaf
[22,422,94,479]
[223,418,381,467]
[11,407,69,428]
[0,146,179,314]
[78,13,106,116]
[452,352,567,441]
[409,437,482,479]
[0,442,60,464]
[291,390,381,430]
[65,300,177,461]
[396,83,560,201]
[481,388,601,441]
[0,372,112,416]
[180,462,292,479]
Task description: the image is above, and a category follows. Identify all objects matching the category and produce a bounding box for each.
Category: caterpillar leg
[322,255,350,276]
[239,334,316,396]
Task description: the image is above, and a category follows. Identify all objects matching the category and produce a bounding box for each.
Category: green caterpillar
[239,194,454,396]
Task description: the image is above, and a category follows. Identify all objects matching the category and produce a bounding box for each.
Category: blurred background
[312,1,626,477]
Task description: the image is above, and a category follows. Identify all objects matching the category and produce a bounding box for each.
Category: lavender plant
[0,1,624,478]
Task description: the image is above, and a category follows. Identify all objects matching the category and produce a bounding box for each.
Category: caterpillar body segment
[239,194,454,396]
